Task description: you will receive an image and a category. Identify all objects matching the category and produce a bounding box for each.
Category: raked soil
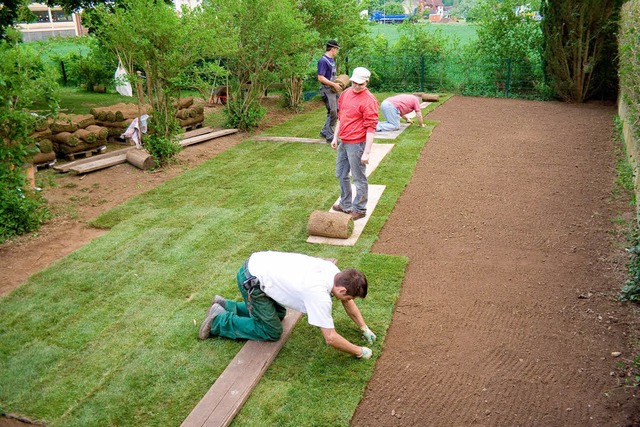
[352,96,640,426]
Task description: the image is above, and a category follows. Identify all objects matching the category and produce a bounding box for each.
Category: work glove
[358,347,372,359]
[361,326,376,344]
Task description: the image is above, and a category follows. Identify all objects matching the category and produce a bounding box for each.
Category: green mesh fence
[307,54,549,100]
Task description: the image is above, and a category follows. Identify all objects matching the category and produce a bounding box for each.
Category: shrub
[224,99,266,131]
[0,31,57,242]
[144,112,182,167]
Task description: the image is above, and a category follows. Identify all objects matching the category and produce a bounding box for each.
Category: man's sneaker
[198,302,226,340]
[213,295,226,309]
[351,211,366,221]
[332,204,351,214]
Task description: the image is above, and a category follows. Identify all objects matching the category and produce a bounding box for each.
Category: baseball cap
[326,39,340,49]
[350,67,371,84]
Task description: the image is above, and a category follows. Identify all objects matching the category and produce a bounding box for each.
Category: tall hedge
[541,0,622,102]
[619,0,640,127]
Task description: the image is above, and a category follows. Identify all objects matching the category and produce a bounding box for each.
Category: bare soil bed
[2,96,639,426]
[353,97,640,426]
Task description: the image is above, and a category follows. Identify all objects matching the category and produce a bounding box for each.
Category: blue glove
[358,347,372,359]
[361,326,376,344]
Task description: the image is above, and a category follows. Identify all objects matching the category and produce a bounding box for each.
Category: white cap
[350,67,371,84]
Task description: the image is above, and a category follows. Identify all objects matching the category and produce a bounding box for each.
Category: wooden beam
[54,146,135,173]
[181,310,302,427]
[182,126,216,139]
[252,136,326,144]
[180,129,239,147]
[69,153,129,174]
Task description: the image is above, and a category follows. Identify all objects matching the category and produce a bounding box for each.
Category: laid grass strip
[0,95,446,426]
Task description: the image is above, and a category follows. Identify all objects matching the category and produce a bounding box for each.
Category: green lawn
[370,21,478,47]
[0,93,448,426]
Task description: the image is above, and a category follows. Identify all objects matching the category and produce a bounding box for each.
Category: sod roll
[307,210,354,239]
[32,151,56,164]
[333,74,350,92]
[420,93,440,102]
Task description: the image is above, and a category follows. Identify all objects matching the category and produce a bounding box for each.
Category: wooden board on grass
[182,126,216,139]
[181,309,302,427]
[180,129,239,147]
[253,136,326,144]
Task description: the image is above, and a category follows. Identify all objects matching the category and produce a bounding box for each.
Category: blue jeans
[335,141,368,214]
[320,85,338,141]
[376,100,400,132]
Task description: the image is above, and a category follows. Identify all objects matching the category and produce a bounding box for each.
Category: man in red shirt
[376,94,425,132]
[330,67,379,221]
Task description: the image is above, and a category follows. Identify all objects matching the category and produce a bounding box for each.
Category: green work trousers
[210,263,287,341]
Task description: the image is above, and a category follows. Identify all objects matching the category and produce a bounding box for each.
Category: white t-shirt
[247,251,339,329]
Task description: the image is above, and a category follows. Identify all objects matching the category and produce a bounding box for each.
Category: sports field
[369,21,478,46]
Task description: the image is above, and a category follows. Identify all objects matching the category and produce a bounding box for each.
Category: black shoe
[332,204,351,214]
[198,303,226,340]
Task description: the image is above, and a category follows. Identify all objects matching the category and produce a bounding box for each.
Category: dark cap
[326,39,340,49]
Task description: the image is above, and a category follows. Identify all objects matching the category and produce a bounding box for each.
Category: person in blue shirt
[318,40,342,143]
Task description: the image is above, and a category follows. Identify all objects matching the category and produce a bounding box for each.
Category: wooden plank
[252,136,326,144]
[182,126,215,139]
[180,129,239,147]
[182,258,336,427]
[54,146,135,173]
[181,310,303,427]
[69,153,128,174]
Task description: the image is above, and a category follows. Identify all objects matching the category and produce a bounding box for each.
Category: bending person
[199,251,376,359]
[376,94,424,132]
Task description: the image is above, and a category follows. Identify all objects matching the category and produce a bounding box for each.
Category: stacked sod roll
[90,103,148,140]
[173,96,205,129]
[49,113,109,157]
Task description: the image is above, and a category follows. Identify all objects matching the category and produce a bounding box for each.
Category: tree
[472,0,543,61]
[205,0,317,128]
[0,0,38,40]
[91,0,231,164]
[541,0,623,102]
[450,0,481,20]
[0,30,58,241]
[297,0,371,71]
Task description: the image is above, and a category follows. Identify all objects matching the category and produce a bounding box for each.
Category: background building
[17,3,86,41]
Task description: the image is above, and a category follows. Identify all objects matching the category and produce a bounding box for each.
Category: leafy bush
[224,99,266,131]
[0,31,57,242]
[144,113,182,167]
[50,38,116,90]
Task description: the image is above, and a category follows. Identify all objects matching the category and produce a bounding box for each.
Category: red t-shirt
[337,87,379,144]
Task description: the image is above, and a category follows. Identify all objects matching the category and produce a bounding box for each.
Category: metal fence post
[420,55,425,92]
[505,58,512,96]
[60,60,67,86]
